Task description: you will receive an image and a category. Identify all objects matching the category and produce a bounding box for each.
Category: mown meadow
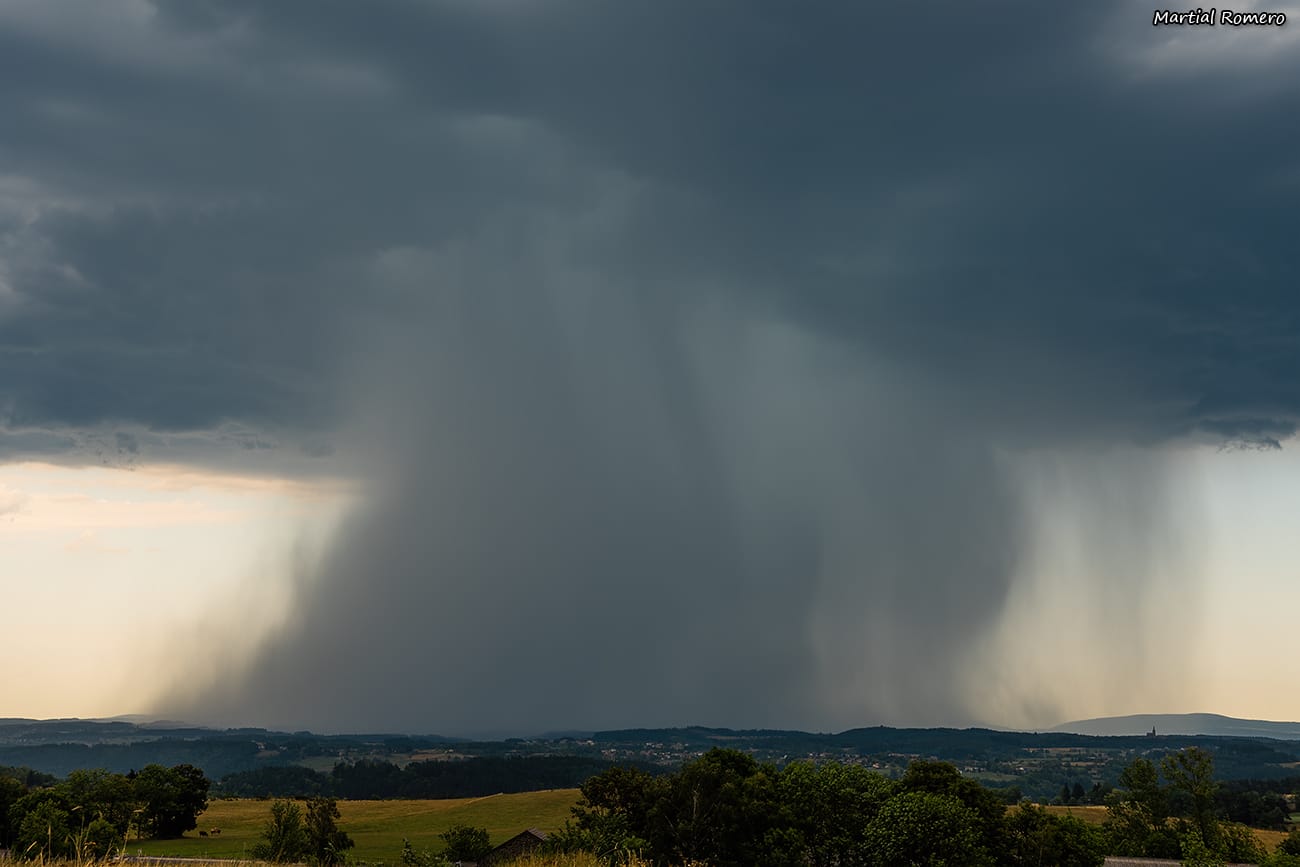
[126,790,580,864]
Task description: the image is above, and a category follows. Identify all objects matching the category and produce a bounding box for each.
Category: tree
[438,823,491,863]
[1006,802,1105,867]
[647,748,782,867]
[1176,824,1225,867]
[1215,821,1265,864]
[865,790,992,867]
[776,761,894,867]
[577,765,656,835]
[0,775,25,848]
[133,764,211,838]
[899,760,1010,858]
[250,799,310,863]
[305,797,354,866]
[13,797,73,861]
[63,768,136,836]
[544,813,646,866]
[1105,757,1178,858]
[1163,747,1220,852]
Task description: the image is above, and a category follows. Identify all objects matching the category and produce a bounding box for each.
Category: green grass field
[128,791,581,864]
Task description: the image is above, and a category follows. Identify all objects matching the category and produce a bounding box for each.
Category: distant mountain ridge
[4,715,1300,803]
[1051,712,1300,739]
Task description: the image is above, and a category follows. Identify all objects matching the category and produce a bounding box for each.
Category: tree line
[1104,747,1300,865]
[0,763,210,860]
[219,755,654,799]
[543,747,1300,866]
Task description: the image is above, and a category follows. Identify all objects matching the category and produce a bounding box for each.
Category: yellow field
[1043,805,1289,851]
[1043,804,1108,825]
[128,790,581,864]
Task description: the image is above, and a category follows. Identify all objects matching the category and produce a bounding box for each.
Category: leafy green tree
[1006,802,1105,867]
[438,823,491,862]
[13,797,73,860]
[544,765,658,865]
[1281,829,1300,856]
[1177,824,1225,867]
[899,760,1010,858]
[1163,747,1220,852]
[1215,821,1266,864]
[865,790,992,867]
[1104,757,1178,858]
[0,775,25,847]
[578,765,657,834]
[776,761,894,867]
[305,797,354,865]
[250,799,310,863]
[63,768,136,835]
[132,764,211,838]
[647,748,782,867]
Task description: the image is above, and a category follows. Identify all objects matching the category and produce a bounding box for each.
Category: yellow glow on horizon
[1,461,352,720]
[5,443,1300,727]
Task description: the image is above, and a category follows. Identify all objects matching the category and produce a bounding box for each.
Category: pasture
[128,790,582,864]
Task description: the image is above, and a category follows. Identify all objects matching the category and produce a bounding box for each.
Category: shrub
[250,799,310,863]
[305,796,354,866]
[14,798,73,861]
[438,823,491,863]
[401,837,451,867]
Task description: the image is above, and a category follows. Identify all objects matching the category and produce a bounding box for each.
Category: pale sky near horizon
[4,0,1300,735]
[3,444,1298,729]
[0,461,351,722]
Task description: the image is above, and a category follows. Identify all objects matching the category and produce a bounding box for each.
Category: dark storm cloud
[2,0,1298,731]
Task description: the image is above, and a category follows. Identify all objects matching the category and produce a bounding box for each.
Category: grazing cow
[199,832,208,838]
[210,829,221,836]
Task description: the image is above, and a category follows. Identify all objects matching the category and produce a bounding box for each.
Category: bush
[401,837,452,867]
[250,799,310,863]
[1006,803,1105,867]
[1217,821,1266,864]
[1177,825,1226,867]
[305,796,354,865]
[439,823,491,862]
[543,816,646,866]
[76,817,125,862]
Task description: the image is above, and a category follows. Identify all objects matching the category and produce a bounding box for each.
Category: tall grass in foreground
[0,860,273,867]
[499,856,609,867]
[0,860,644,867]
[505,857,661,867]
